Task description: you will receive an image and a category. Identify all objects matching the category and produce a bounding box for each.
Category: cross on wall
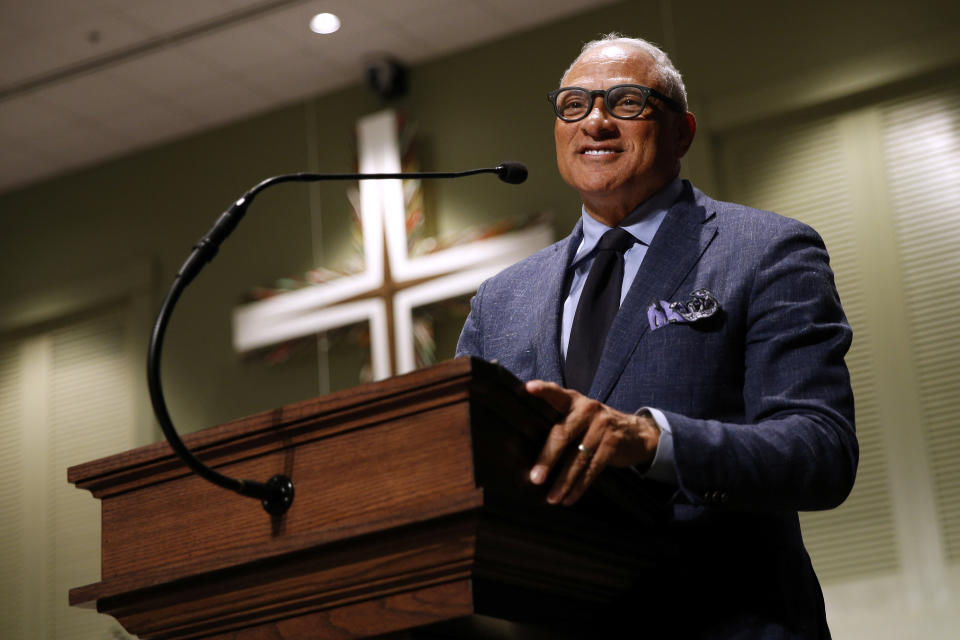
[232,109,552,380]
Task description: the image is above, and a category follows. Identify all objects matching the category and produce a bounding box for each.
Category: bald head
[561,33,688,112]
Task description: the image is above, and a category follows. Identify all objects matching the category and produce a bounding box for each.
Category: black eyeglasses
[547,84,684,122]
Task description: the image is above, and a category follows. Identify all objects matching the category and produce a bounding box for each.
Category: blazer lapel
[591,185,718,402]
[533,221,582,385]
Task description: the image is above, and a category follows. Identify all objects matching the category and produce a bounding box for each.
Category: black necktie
[565,227,639,394]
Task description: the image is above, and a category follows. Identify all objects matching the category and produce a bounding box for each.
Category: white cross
[232,109,551,380]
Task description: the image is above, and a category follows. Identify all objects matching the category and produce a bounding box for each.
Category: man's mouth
[581,149,619,156]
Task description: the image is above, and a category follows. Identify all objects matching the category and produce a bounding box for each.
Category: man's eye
[614,93,644,105]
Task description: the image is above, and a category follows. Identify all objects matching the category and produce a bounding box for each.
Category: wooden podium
[69,357,663,639]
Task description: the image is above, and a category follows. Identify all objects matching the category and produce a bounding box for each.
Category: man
[456,34,857,638]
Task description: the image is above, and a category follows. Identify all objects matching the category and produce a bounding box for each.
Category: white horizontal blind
[880,81,960,563]
[719,117,900,581]
[0,340,25,638]
[0,307,136,639]
[48,309,136,639]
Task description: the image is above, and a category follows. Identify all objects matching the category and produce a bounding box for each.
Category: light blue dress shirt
[561,178,682,484]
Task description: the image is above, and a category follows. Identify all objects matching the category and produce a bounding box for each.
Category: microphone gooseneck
[148,162,527,515]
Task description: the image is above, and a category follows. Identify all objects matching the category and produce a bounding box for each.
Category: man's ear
[676,111,697,158]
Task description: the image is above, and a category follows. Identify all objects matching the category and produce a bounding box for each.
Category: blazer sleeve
[662,221,858,512]
[456,280,485,360]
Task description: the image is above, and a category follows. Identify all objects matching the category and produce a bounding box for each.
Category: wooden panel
[98,517,480,639]
[215,581,474,640]
[99,401,476,583]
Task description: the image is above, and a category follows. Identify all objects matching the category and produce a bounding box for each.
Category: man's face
[554,44,694,222]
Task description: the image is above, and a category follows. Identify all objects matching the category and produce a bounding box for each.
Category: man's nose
[581,95,615,133]
[585,95,611,121]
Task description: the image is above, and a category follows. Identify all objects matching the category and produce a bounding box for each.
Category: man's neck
[582,202,636,227]
[582,176,680,227]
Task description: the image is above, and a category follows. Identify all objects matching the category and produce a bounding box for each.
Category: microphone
[149,161,528,515]
[495,161,528,185]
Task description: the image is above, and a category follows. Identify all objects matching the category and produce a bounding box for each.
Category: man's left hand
[525,380,660,506]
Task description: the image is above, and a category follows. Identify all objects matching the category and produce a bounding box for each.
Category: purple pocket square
[647,288,720,331]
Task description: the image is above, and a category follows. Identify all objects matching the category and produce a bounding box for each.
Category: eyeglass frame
[546,84,685,122]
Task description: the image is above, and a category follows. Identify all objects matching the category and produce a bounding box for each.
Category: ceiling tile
[165,77,277,124]
[233,51,350,101]
[47,10,154,60]
[178,19,297,77]
[22,116,115,162]
[0,136,60,192]
[0,94,76,139]
[108,47,225,95]
[0,21,72,87]
[262,0,421,65]
[1,11,154,88]
[478,0,619,29]
[104,0,257,36]
[29,69,145,118]
[0,1,95,34]
[380,3,507,62]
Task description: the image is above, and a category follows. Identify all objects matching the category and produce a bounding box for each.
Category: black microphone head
[495,161,528,185]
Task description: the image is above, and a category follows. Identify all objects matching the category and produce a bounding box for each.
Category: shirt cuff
[638,407,677,484]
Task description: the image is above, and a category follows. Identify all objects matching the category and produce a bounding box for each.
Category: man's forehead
[563,43,656,84]
[584,43,649,63]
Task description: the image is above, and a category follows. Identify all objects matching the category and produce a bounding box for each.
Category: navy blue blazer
[456,181,858,638]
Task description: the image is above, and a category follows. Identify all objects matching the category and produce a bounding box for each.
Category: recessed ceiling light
[310,12,341,35]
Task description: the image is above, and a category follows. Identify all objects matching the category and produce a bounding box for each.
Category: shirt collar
[572,177,684,267]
